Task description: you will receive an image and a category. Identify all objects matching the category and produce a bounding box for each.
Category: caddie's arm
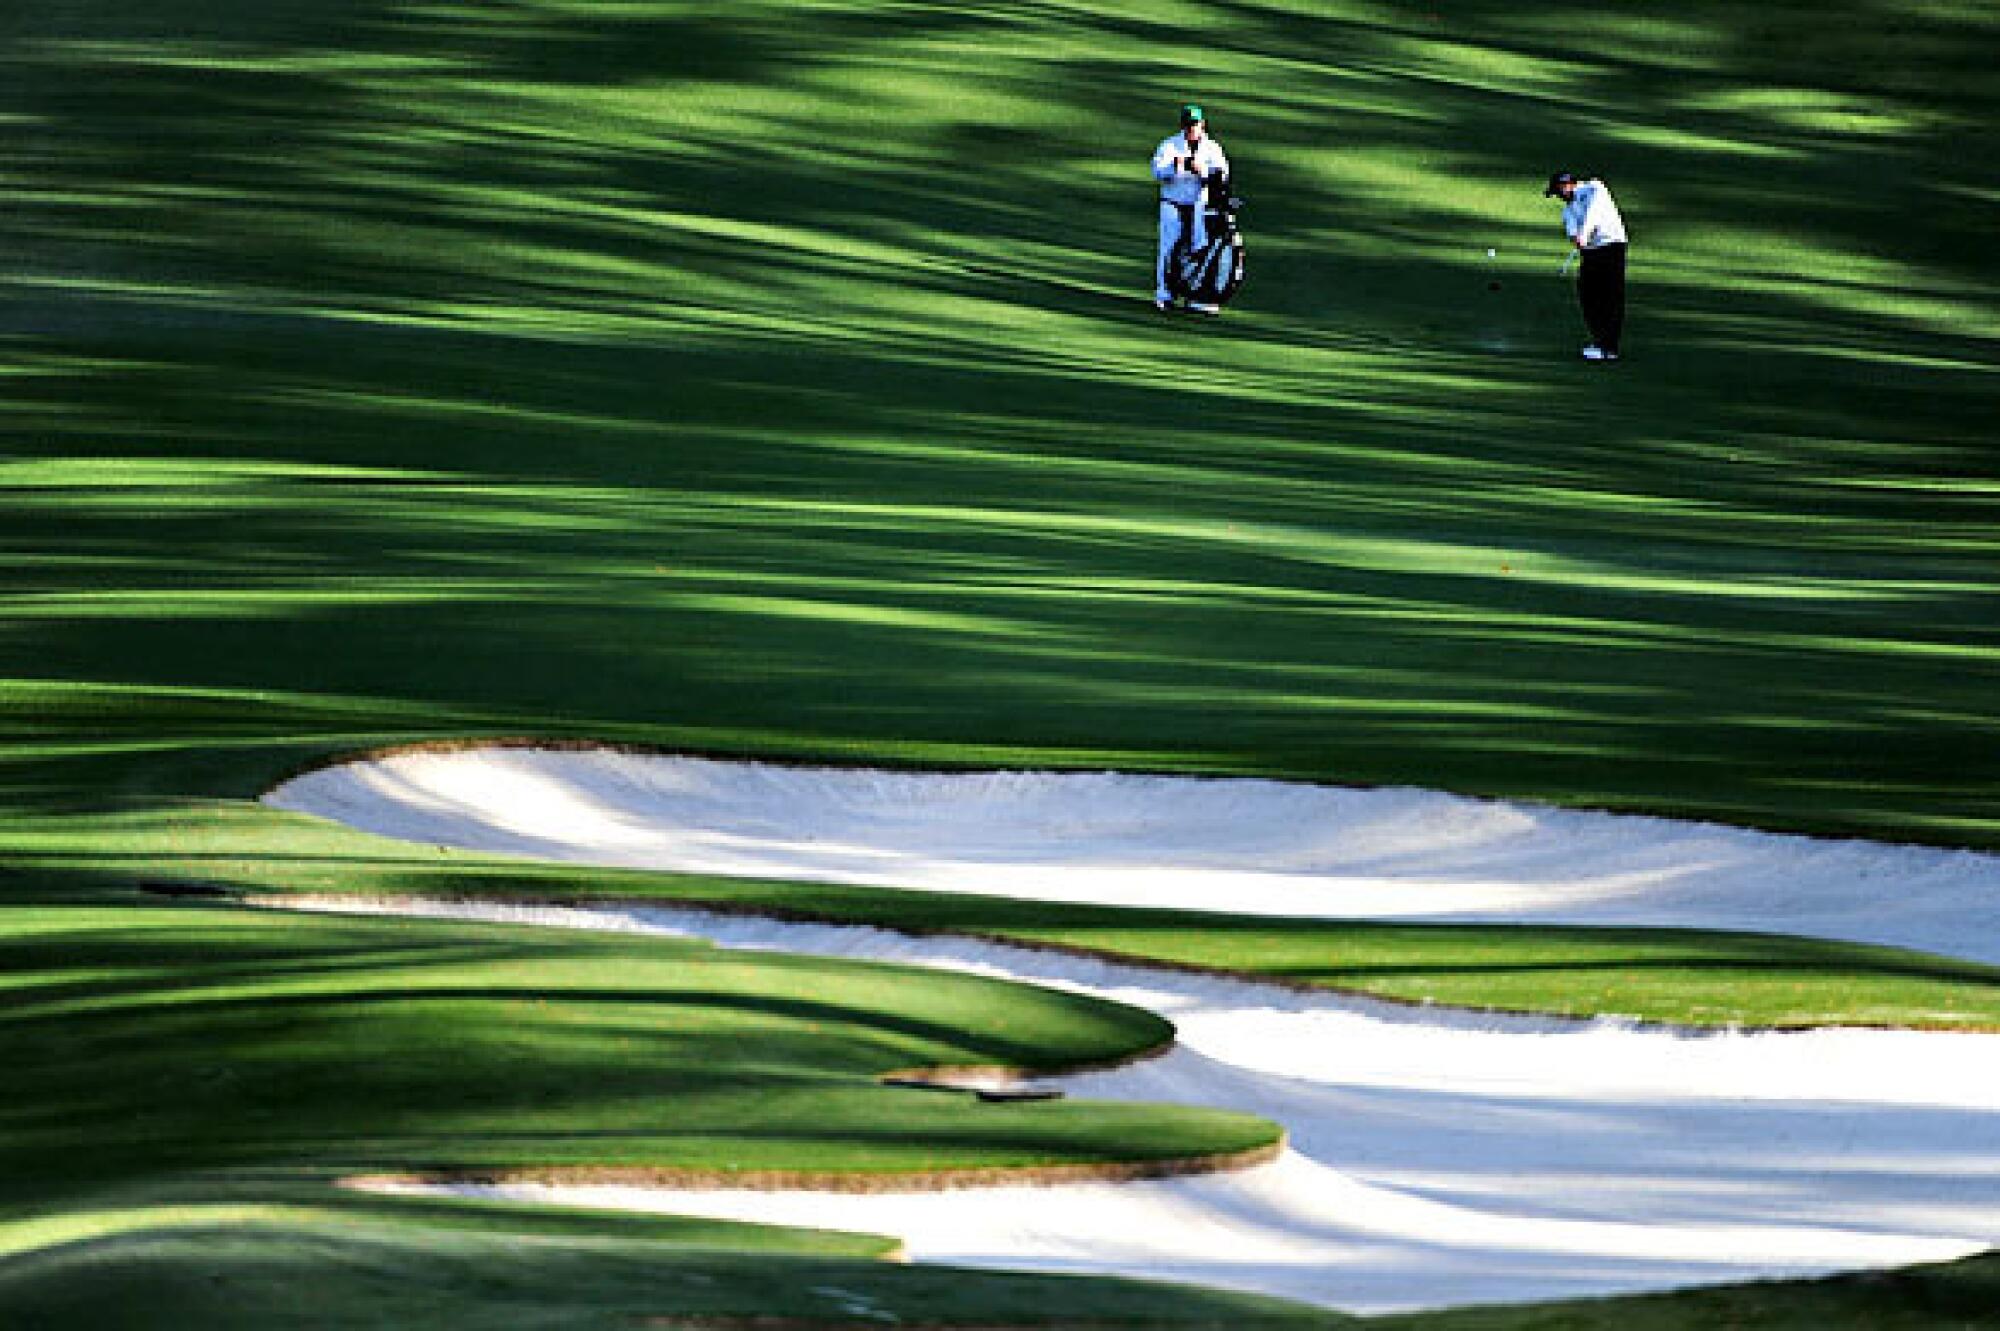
[1152,141,1183,182]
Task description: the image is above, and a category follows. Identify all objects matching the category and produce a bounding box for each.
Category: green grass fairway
[4,0,1996,843]
[3,0,1997,1325]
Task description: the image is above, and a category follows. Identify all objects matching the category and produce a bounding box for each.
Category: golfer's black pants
[1578,242,1627,354]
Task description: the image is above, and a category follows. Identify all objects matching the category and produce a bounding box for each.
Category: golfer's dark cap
[1180,102,1206,126]
[1544,171,1577,196]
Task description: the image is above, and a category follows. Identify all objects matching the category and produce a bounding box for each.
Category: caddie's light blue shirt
[1152,133,1230,205]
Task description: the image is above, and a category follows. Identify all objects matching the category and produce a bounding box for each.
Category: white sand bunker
[268,747,2000,964]
[321,898,2000,1315]
[268,749,2000,1312]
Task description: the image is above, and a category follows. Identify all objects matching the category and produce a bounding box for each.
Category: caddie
[1152,103,1230,314]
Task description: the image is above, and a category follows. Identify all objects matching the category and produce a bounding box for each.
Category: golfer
[1152,103,1230,314]
[1545,171,1629,361]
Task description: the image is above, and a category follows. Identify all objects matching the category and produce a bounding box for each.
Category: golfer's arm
[1574,195,1610,248]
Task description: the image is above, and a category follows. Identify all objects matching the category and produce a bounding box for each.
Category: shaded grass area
[0,1185,1333,1330]
[2,0,1997,1325]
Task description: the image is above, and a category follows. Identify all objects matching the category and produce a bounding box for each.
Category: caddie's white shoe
[1188,302,1221,316]
[1581,344,1607,360]
[1153,298,1175,313]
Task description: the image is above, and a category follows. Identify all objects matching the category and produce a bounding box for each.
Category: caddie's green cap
[1179,102,1205,125]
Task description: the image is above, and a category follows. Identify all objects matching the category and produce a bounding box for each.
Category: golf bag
[1168,173,1246,306]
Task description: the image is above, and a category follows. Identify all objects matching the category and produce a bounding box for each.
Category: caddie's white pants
[1156,200,1208,303]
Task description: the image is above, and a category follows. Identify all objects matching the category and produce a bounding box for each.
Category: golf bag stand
[1168,173,1246,307]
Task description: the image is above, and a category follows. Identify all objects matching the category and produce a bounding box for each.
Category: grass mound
[0,903,1274,1189]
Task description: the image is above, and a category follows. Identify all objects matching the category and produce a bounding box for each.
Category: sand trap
[314,896,2000,1314]
[267,748,2000,964]
[266,749,2000,1312]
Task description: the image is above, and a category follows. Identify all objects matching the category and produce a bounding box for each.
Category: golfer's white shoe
[1188,302,1221,316]
[1581,344,1607,360]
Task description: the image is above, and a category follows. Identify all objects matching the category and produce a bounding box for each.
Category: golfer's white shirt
[1152,133,1229,205]
[1563,179,1628,249]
